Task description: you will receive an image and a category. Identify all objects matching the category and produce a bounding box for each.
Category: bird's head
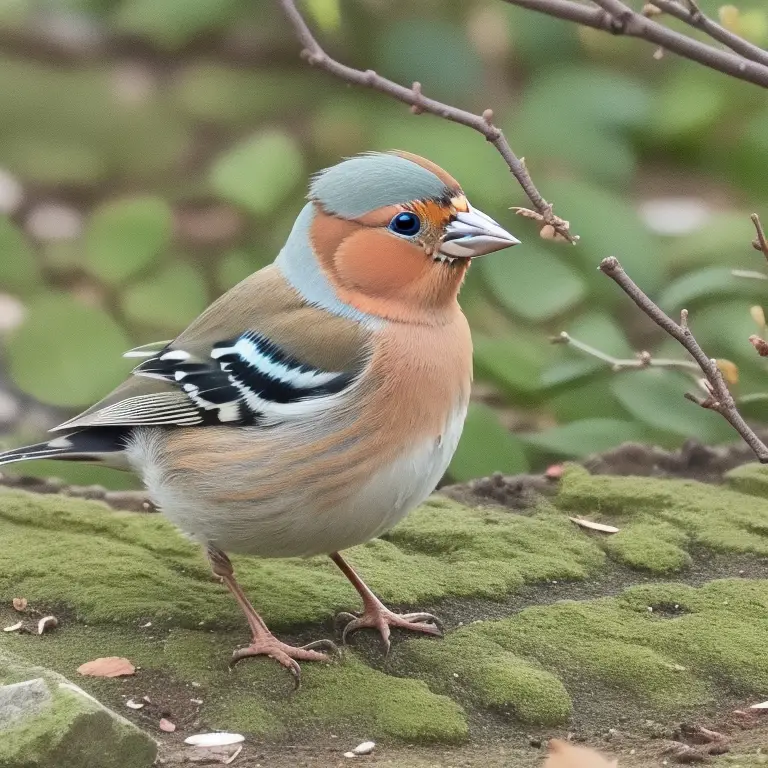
[291,151,519,323]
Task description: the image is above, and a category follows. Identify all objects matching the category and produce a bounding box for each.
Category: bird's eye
[388,212,421,237]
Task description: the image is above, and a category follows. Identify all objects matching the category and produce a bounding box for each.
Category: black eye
[388,212,421,237]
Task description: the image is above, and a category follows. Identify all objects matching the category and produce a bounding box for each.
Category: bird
[0,150,519,682]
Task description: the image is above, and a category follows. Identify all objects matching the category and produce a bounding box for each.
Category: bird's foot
[336,599,443,654]
[230,636,338,688]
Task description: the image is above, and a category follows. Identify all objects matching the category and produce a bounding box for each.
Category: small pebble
[159,718,176,733]
[352,741,375,756]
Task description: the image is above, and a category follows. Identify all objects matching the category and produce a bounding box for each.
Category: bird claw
[229,636,338,688]
[337,605,443,653]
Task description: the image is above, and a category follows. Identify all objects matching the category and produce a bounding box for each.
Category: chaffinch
[0,151,519,681]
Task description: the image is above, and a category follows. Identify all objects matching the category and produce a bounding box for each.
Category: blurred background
[0,0,766,489]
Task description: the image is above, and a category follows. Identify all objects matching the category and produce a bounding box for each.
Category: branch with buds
[591,256,768,462]
[276,0,577,243]
[500,0,768,88]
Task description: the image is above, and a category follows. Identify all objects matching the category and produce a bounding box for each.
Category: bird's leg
[330,551,443,653]
[207,546,337,685]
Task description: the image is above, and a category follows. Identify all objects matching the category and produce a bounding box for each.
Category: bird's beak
[439,204,520,259]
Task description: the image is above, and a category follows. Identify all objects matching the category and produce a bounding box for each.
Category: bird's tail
[0,428,130,469]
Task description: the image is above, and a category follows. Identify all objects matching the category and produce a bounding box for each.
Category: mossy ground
[1,464,767,753]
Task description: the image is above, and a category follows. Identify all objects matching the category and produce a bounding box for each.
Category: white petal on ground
[569,517,620,534]
[184,733,245,747]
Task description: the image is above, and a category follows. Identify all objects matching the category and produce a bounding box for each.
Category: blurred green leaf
[175,67,319,124]
[544,177,664,298]
[548,375,629,422]
[218,249,259,291]
[373,20,482,104]
[7,294,130,407]
[520,419,651,458]
[85,196,172,284]
[211,131,305,216]
[122,260,208,330]
[304,0,340,31]
[658,267,768,312]
[610,369,735,442]
[3,138,106,185]
[686,299,761,366]
[0,215,38,292]
[115,0,239,49]
[510,67,650,185]
[662,212,757,269]
[648,70,726,139]
[480,241,586,321]
[448,403,529,482]
[474,333,552,399]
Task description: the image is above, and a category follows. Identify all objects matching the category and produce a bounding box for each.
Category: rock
[0,650,157,768]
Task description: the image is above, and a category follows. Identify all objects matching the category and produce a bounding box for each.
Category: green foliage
[7,294,130,407]
[449,403,529,481]
[85,197,172,284]
[0,216,38,292]
[210,131,305,215]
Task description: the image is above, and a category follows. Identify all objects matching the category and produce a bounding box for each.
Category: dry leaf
[749,335,768,357]
[569,517,620,534]
[184,733,245,747]
[12,597,27,612]
[715,359,739,385]
[77,656,136,678]
[3,622,22,633]
[37,616,58,635]
[159,718,176,733]
[544,739,618,768]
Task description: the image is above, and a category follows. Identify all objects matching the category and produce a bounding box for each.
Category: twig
[276,0,577,243]
[752,213,768,262]
[649,0,768,67]
[553,331,701,374]
[500,0,768,89]
[599,256,768,463]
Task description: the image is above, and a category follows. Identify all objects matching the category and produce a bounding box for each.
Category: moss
[602,521,692,573]
[556,465,768,569]
[725,463,768,500]
[404,634,572,726]
[0,489,605,628]
[417,579,768,717]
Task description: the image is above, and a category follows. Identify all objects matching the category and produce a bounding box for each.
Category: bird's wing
[53,265,374,432]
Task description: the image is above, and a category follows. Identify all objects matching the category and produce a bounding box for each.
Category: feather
[0,428,129,469]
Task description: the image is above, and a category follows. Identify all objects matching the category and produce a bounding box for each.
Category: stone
[0,650,157,768]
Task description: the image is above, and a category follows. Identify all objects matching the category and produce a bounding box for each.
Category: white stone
[352,741,375,756]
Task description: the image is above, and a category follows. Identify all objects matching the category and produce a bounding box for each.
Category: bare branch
[500,0,768,89]
[553,331,701,374]
[599,257,768,463]
[276,0,577,243]
[650,0,768,67]
[751,213,768,262]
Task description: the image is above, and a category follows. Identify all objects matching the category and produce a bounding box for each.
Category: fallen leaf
[77,656,136,678]
[37,616,58,635]
[184,733,245,747]
[12,597,27,611]
[569,517,620,534]
[159,718,176,733]
[3,621,22,632]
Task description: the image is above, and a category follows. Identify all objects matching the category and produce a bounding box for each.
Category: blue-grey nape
[309,152,454,219]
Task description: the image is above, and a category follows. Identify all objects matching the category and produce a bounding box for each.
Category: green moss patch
[404,578,768,725]
[555,465,768,572]
[0,489,605,628]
